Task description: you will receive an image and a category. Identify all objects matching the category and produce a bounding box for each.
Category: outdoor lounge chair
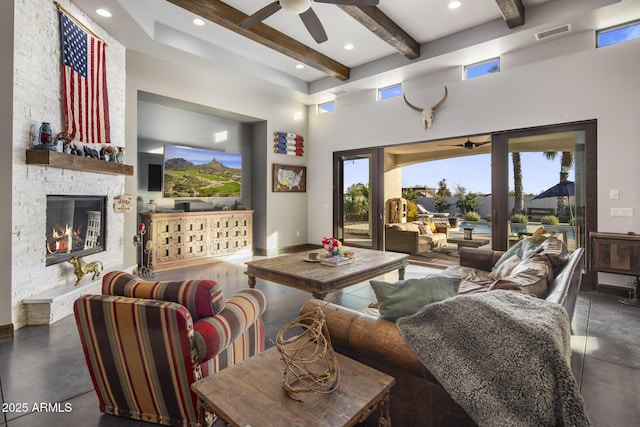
[416,204,433,219]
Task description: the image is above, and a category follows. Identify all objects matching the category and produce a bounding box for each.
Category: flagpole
[54,1,107,45]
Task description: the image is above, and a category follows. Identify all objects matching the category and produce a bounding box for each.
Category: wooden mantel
[26,149,133,175]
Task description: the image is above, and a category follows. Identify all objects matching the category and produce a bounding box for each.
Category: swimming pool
[458,221,575,240]
[458,221,491,234]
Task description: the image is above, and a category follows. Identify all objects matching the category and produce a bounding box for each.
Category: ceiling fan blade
[314,0,380,5]
[240,1,282,29]
[300,8,328,43]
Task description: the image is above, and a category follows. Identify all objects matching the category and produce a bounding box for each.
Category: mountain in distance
[164,157,237,175]
[164,157,193,170]
[199,158,228,173]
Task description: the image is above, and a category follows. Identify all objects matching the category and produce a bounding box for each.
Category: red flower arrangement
[321,237,342,256]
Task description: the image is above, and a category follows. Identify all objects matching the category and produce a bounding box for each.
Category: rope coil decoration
[275,305,340,401]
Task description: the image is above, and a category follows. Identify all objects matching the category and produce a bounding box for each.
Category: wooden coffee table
[245,247,409,299]
[191,346,395,427]
[447,237,490,250]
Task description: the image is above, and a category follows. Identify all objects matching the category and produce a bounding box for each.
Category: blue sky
[345,153,575,195]
[164,144,242,169]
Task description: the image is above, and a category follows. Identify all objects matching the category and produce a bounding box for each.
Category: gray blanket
[397,290,591,427]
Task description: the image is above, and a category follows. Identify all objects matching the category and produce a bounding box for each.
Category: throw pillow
[538,237,569,275]
[370,275,461,321]
[426,222,437,233]
[489,254,553,298]
[102,271,224,320]
[489,254,521,280]
[492,238,539,271]
[405,222,421,233]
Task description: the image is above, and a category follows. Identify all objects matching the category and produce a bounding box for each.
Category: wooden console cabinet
[139,210,253,272]
[590,232,640,276]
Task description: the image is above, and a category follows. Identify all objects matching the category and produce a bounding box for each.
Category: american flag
[60,11,110,144]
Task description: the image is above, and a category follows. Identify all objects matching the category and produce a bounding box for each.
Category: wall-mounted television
[163,144,242,198]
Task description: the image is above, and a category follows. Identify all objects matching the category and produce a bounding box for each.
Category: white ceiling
[69,0,635,104]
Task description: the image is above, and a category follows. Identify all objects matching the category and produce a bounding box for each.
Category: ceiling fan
[440,138,491,150]
[240,0,380,44]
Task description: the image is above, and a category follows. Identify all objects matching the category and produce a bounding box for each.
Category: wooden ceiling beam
[495,0,525,28]
[338,6,420,60]
[166,0,350,80]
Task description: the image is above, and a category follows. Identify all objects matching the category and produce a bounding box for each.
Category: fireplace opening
[46,195,107,266]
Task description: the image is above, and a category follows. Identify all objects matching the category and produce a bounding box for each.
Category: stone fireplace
[45,195,107,266]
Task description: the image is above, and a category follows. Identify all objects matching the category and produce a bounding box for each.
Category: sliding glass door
[491,121,596,289]
[333,148,384,250]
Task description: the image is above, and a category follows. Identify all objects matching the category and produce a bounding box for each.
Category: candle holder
[133,223,154,279]
[463,227,473,240]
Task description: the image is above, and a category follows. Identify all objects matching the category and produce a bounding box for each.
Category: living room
[2,0,640,425]
[5,0,640,328]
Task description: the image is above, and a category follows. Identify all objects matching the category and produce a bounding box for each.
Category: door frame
[492,120,597,289]
[333,147,384,250]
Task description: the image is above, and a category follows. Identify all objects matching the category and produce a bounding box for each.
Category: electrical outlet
[610,189,619,199]
[296,230,300,237]
[611,207,633,217]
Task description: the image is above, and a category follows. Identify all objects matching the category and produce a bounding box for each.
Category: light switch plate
[611,207,633,217]
[610,189,619,199]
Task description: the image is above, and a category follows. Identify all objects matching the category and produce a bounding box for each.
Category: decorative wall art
[273,163,306,193]
[274,132,304,157]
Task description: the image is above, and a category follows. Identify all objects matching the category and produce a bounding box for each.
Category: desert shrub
[540,215,560,225]
[485,214,492,222]
[464,211,481,221]
[406,200,418,222]
[510,213,529,224]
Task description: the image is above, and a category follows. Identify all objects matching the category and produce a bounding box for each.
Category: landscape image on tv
[163,145,242,198]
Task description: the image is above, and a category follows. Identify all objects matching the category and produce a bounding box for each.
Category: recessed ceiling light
[96,9,112,17]
[193,18,205,26]
[448,1,462,9]
[296,64,305,69]
[344,43,354,50]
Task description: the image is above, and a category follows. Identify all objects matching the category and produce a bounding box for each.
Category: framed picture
[272,163,306,193]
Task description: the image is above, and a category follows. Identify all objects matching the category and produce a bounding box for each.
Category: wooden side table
[191,346,395,427]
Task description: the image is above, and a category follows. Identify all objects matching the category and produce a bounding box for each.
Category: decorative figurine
[116,146,125,164]
[83,145,100,159]
[68,256,104,286]
[56,131,73,153]
[100,145,117,161]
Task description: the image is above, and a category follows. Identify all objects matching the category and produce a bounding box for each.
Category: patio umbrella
[533,180,575,200]
[533,180,575,221]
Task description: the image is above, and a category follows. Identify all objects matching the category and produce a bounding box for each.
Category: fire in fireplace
[46,195,107,266]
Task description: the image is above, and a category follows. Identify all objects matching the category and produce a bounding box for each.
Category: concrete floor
[1,256,639,426]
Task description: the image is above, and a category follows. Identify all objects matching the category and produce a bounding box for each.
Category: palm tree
[512,152,524,215]
[543,151,574,218]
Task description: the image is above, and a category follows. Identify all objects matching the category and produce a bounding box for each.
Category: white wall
[8,0,127,328]
[308,31,640,287]
[125,52,309,258]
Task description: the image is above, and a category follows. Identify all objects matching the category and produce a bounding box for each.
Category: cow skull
[403,86,448,131]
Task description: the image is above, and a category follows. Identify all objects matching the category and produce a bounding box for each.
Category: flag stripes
[60,11,111,144]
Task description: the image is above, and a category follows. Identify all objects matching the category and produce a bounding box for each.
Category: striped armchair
[74,271,266,427]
